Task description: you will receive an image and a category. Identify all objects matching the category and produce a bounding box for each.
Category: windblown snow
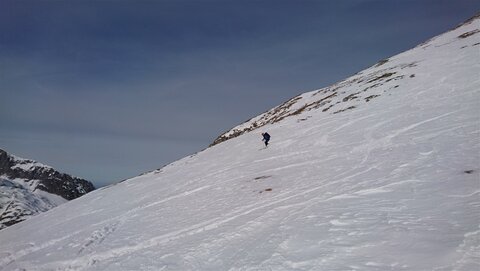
[0,15,479,271]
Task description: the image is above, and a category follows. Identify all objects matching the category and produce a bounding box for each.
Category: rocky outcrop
[0,149,95,230]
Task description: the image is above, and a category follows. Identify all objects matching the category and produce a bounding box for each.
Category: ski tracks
[26,180,357,270]
[78,220,122,254]
[0,185,212,271]
[0,228,86,270]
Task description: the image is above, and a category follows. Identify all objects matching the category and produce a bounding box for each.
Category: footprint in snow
[78,221,121,254]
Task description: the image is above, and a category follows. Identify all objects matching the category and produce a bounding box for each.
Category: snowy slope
[212,15,480,147]
[0,149,95,230]
[0,15,479,271]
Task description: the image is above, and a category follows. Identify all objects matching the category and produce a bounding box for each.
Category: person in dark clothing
[261,132,271,147]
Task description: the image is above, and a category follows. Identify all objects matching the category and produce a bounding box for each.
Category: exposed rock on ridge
[0,149,95,229]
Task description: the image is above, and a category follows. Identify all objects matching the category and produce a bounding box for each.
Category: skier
[261,132,271,147]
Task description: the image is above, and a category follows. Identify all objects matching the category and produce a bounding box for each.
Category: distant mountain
[0,149,95,230]
[0,14,478,271]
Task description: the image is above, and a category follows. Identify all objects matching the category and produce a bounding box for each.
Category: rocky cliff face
[0,149,95,230]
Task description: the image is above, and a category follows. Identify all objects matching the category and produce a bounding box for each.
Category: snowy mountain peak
[0,149,95,230]
[9,154,52,172]
[0,14,479,271]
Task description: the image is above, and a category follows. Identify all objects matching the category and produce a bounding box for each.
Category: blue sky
[1,0,479,187]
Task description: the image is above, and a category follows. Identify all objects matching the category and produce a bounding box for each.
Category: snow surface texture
[0,16,479,271]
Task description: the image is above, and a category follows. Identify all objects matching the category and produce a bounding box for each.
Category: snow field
[0,15,479,271]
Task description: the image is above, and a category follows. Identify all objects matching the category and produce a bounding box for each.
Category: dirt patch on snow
[458,29,480,39]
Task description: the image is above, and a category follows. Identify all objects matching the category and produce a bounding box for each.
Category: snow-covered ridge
[212,12,480,146]
[0,149,95,230]
[9,154,52,172]
[0,14,478,271]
